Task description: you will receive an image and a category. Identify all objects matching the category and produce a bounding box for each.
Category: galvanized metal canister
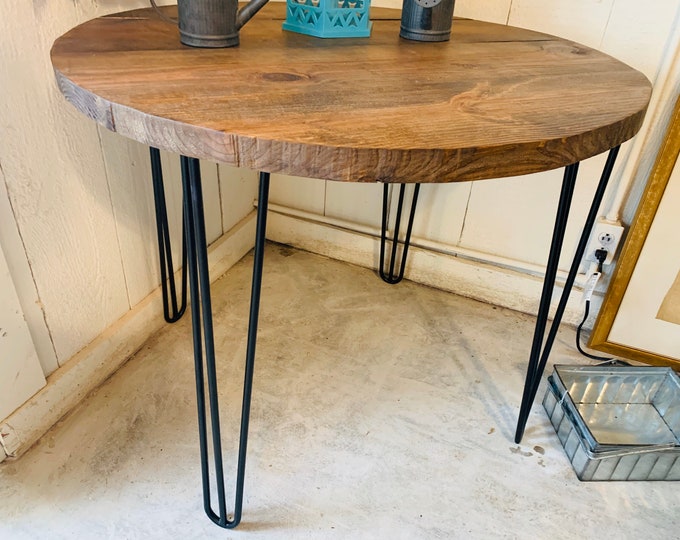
[400,0,455,42]
[177,0,238,48]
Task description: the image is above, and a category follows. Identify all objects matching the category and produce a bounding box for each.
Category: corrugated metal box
[543,365,680,481]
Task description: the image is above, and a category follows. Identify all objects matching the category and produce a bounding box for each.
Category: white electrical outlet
[584,220,624,265]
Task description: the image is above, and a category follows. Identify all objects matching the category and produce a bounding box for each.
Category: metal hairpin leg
[150,147,187,323]
[182,154,270,529]
[380,183,421,284]
[515,146,620,443]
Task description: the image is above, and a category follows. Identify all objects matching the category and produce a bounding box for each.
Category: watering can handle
[149,0,178,24]
[237,0,270,30]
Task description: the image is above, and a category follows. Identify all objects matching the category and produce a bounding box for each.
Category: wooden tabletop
[51,4,651,183]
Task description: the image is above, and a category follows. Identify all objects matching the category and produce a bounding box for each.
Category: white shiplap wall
[1,0,679,456]
[0,1,259,456]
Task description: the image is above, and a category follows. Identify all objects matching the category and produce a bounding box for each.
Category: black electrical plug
[594,248,608,273]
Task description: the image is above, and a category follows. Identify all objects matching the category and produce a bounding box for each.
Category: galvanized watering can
[151,0,270,47]
[400,0,455,42]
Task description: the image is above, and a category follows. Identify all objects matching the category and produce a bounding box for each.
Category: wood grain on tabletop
[50,4,651,183]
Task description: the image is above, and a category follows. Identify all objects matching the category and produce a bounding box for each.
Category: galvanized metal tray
[543,365,680,481]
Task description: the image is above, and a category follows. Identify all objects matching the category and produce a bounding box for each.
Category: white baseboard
[0,212,256,462]
[0,206,601,462]
[265,207,601,327]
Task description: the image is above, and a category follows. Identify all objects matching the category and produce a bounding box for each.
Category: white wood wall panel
[0,0,251,417]
[508,0,615,48]
[454,0,512,24]
[158,151,191,261]
[1,212,257,459]
[596,0,680,225]
[101,131,228,309]
[218,164,259,232]
[461,154,613,267]
[1,1,131,365]
[99,130,159,308]
[459,171,564,267]
[324,181,384,229]
[270,173,326,214]
[0,246,45,421]
[203,162,224,245]
[600,1,680,81]
[160,155,223,246]
[0,161,58,375]
[410,183,471,245]
[616,31,680,226]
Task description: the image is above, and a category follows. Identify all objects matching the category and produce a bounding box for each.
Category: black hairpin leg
[515,146,620,443]
[182,154,270,529]
[150,147,187,323]
[380,183,421,284]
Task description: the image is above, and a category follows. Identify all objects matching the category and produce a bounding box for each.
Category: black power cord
[576,299,613,361]
[576,248,618,362]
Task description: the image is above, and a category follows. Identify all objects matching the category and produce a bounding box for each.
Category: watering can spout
[237,0,270,30]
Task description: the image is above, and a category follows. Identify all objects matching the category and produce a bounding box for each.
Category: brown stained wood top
[50,4,652,183]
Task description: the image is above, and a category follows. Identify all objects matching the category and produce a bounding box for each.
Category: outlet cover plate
[585,220,624,265]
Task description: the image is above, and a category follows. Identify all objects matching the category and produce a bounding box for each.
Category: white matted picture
[590,96,680,369]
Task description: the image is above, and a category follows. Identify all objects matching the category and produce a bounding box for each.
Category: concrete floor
[1,244,678,539]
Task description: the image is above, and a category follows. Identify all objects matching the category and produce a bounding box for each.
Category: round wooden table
[51,4,651,529]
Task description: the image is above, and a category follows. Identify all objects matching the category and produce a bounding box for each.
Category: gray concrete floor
[1,244,678,539]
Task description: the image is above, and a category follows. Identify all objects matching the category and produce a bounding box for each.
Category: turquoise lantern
[283,0,372,38]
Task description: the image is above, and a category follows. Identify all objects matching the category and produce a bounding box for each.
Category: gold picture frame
[589,96,680,369]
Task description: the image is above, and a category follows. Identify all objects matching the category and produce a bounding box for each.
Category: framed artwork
[589,96,680,369]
